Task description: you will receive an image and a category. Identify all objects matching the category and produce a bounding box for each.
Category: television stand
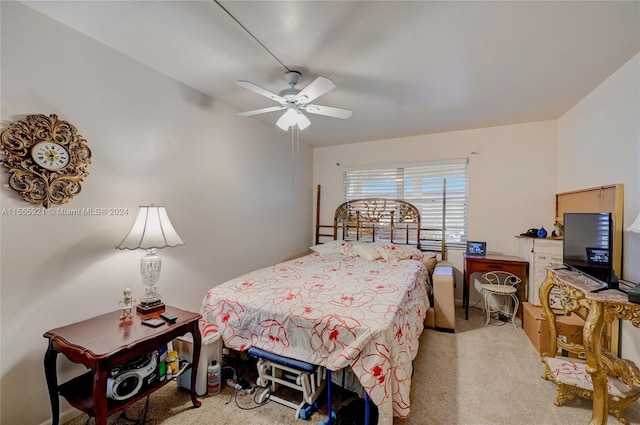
[590,286,628,295]
[540,268,640,425]
[588,272,626,294]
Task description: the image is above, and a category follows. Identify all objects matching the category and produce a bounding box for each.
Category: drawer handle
[487,264,503,269]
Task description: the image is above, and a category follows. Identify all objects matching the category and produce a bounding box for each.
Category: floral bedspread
[199,252,430,424]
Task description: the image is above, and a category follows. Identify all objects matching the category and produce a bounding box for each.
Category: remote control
[142,318,165,327]
[160,312,178,323]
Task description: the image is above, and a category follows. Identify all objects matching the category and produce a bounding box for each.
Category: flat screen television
[562,212,619,291]
[562,213,618,289]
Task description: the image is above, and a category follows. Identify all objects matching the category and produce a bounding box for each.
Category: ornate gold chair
[542,348,640,424]
[478,271,521,328]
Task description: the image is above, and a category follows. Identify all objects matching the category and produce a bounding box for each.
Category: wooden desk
[540,269,640,425]
[43,306,202,425]
[463,254,529,321]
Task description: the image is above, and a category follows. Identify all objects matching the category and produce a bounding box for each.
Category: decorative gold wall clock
[0,114,91,208]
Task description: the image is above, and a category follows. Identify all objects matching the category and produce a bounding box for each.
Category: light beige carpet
[65,307,640,425]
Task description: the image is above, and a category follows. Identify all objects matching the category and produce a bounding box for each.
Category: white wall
[313,120,558,302]
[0,3,313,425]
[557,53,640,361]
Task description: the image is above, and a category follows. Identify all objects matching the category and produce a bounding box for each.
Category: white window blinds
[343,159,468,246]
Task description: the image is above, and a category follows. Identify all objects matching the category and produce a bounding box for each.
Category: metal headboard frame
[332,198,421,248]
[315,184,448,258]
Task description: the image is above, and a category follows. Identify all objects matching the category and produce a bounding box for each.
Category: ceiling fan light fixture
[276,108,311,131]
[276,108,297,130]
[297,112,311,130]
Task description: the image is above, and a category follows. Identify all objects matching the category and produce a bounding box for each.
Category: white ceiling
[21,1,640,147]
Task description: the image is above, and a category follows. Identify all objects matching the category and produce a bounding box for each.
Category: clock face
[32,142,70,171]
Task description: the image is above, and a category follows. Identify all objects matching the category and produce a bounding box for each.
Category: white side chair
[479,271,521,328]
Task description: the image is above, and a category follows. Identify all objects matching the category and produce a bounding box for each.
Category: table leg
[44,343,60,425]
[463,269,469,320]
[584,302,608,425]
[190,324,202,408]
[517,279,526,325]
[93,367,109,425]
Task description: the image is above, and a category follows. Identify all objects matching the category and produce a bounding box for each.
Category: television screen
[562,212,616,288]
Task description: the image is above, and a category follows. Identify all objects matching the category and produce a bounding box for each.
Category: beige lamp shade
[116,205,185,250]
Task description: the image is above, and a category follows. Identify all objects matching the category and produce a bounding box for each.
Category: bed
[199,198,440,424]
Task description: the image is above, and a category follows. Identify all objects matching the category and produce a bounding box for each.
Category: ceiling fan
[237,71,352,131]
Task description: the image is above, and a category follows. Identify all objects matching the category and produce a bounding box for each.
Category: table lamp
[116,205,185,314]
[627,212,640,303]
[628,212,640,233]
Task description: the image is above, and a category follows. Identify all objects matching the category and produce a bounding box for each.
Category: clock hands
[45,151,58,162]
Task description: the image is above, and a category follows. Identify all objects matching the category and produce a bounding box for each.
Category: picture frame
[466,241,487,256]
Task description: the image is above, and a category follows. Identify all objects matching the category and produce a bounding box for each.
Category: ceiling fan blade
[303,104,352,119]
[236,80,285,103]
[238,106,284,117]
[296,76,336,104]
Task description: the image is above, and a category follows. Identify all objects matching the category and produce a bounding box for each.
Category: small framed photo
[466,241,487,256]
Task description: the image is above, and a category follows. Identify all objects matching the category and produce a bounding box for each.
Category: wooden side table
[463,254,529,322]
[43,305,202,425]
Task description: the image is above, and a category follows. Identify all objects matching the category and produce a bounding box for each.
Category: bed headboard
[314,185,447,257]
[332,198,422,248]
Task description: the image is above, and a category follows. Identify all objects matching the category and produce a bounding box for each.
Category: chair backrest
[482,271,521,287]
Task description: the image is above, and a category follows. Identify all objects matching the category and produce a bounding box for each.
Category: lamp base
[137,300,165,315]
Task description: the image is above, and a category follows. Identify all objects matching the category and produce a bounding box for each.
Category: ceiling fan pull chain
[290,125,301,193]
[296,126,300,178]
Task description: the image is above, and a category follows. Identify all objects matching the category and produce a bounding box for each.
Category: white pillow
[336,241,361,257]
[375,243,424,262]
[309,239,342,255]
[354,243,382,261]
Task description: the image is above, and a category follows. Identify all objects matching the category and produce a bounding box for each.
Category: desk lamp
[627,212,640,303]
[116,205,184,313]
[628,213,640,233]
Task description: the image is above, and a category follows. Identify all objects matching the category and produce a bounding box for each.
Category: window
[343,159,468,247]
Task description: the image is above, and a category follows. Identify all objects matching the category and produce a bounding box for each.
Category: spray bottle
[207,360,221,395]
